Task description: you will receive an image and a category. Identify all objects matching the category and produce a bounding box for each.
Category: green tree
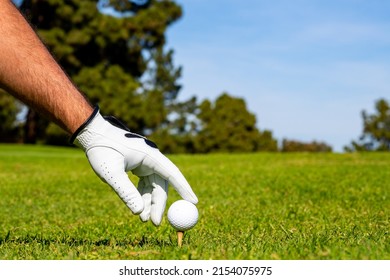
[195,93,277,153]
[281,139,332,152]
[0,90,22,142]
[150,96,198,153]
[345,98,390,151]
[258,130,278,152]
[140,47,183,133]
[20,0,183,143]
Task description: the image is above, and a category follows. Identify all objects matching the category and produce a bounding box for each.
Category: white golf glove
[71,107,198,226]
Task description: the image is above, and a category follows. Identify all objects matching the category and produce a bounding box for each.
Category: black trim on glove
[103,116,131,132]
[70,106,100,144]
[70,105,159,149]
[104,116,159,149]
[124,133,158,149]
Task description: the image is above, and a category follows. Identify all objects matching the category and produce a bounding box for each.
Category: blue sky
[13,0,389,151]
[166,0,390,151]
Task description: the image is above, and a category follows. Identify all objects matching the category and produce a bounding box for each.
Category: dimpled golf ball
[167,200,198,231]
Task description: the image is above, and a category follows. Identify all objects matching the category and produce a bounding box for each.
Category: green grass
[0,144,388,259]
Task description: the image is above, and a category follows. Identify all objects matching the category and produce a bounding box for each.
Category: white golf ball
[167,200,198,231]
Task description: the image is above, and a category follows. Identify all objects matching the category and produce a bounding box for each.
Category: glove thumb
[87,147,144,214]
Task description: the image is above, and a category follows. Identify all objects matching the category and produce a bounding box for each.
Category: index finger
[142,149,198,204]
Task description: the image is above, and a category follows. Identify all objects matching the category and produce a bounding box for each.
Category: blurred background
[2,0,390,153]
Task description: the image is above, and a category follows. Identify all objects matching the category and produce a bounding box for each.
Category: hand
[71,107,198,226]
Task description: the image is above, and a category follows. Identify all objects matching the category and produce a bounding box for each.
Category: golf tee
[177,231,184,247]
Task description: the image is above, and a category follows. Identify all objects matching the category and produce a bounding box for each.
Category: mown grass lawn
[0,144,388,259]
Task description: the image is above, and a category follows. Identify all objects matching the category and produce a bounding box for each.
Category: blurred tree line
[6,0,387,153]
[281,139,332,153]
[345,98,390,152]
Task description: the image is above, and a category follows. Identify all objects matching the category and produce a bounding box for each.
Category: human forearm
[0,0,93,134]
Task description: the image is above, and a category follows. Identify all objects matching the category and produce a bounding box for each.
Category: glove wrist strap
[70,106,100,144]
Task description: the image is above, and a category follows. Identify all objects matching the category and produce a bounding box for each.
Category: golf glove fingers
[138,174,168,226]
[71,107,198,222]
[86,146,144,213]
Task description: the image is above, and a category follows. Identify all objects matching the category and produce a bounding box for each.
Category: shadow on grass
[0,230,172,248]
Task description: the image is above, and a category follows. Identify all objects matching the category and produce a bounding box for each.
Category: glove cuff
[70,106,101,148]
